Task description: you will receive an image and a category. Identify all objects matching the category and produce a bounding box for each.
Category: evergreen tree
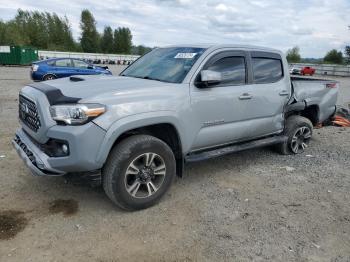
[131,45,152,55]
[121,27,132,54]
[100,26,114,53]
[80,9,100,53]
[113,27,132,54]
[0,9,75,51]
[0,20,7,45]
[113,28,122,53]
[286,46,301,63]
[0,9,138,54]
[324,49,343,64]
[345,46,350,64]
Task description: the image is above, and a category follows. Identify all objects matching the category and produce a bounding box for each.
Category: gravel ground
[0,66,349,262]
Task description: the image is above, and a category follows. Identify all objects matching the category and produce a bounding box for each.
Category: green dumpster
[0,46,38,65]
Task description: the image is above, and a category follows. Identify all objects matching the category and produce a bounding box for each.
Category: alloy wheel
[124,153,166,198]
[290,126,312,153]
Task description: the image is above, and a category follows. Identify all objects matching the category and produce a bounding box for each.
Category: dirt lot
[0,66,350,262]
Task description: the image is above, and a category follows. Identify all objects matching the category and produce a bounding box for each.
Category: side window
[73,60,89,69]
[252,58,283,84]
[207,56,246,86]
[55,59,72,67]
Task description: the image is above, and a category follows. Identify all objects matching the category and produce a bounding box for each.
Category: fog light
[62,144,68,154]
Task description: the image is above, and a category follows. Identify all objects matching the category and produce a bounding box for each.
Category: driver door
[190,50,256,150]
[72,59,96,75]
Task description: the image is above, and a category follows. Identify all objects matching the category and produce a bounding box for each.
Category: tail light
[32,64,39,72]
[326,82,337,89]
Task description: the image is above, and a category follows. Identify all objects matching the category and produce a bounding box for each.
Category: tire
[102,135,176,211]
[43,74,56,81]
[276,115,313,155]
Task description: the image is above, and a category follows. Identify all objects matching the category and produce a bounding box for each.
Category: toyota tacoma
[13,44,339,210]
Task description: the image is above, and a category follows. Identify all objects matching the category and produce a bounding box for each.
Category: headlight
[50,103,106,125]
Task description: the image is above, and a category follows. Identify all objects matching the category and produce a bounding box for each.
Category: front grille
[19,95,41,132]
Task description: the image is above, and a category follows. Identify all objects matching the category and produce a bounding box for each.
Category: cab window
[206,56,246,86]
[252,58,283,84]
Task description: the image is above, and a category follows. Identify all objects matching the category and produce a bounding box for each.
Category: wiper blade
[120,74,142,78]
[121,75,165,82]
[142,76,163,82]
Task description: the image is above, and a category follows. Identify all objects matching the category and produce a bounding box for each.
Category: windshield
[121,47,206,83]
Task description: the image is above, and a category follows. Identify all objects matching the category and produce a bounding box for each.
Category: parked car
[300,66,315,76]
[31,58,112,81]
[289,66,301,75]
[14,44,338,210]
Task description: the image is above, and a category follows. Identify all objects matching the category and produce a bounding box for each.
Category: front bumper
[12,122,107,176]
[12,129,65,176]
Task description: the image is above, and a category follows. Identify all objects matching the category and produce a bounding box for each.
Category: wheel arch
[96,114,185,177]
[286,103,320,126]
[299,104,320,126]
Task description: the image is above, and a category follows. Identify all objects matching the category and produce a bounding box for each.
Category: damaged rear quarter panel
[292,79,339,122]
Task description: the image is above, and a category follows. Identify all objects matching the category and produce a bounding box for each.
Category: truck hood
[41,75,178,103]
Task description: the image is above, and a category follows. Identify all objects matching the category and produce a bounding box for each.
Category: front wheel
[276,115,313,155]
[102,135,176,210]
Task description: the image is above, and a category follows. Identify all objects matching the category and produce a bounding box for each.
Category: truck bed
[290,76,339,123]
[291,76,337,82]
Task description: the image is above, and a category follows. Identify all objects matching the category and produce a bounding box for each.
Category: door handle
[239,93,253,100]
[279,90,289,96]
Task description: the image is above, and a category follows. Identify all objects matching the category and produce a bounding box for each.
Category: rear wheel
[43,74,56,81]
[276,115,313,155]
[102,135,176,210]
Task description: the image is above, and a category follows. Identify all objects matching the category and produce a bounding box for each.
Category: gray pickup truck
[13,44,339,210]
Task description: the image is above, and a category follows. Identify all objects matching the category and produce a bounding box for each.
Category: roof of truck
[163,44,281,53]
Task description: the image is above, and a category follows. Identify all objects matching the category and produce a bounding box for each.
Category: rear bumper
[31,71,43,81]
[12,129,65,176]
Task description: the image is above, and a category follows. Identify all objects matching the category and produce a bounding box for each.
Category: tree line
[0,9,152,55]
[287,46,350,64]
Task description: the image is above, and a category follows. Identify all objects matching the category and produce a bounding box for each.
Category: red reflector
[326,83,337,88]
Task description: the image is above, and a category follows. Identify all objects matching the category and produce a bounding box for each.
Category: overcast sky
[1,0,349,57]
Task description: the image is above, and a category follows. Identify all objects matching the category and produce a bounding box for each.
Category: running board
[185,136,288,163]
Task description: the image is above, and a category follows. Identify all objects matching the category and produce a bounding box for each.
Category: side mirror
[201,70,222,82]
[196,70,222,88]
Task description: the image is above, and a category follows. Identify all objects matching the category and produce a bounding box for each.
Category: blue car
[31,58,112,81]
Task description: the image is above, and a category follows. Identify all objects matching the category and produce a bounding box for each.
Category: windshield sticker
[174,53,197,59]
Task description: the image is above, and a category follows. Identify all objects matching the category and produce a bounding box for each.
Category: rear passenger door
[248,51,290,136]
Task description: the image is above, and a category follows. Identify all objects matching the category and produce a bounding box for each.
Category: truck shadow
[17,146,291,213]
